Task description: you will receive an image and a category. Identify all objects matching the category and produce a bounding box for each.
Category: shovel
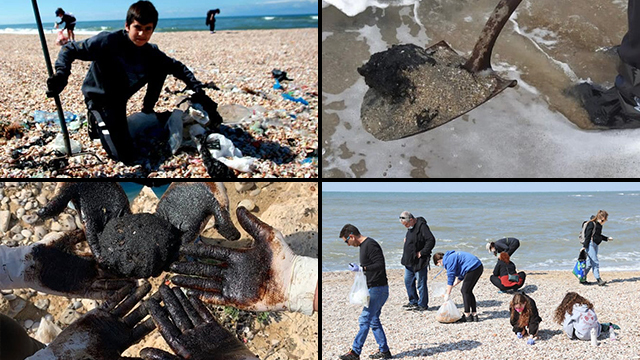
[358,0,523,141]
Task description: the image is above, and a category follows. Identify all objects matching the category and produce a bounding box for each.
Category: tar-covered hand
[191,90,224,128]
[27,281,155,360]
[46,73,68,98]
[140,285,259,360]
[170,207,318,315]
[1,230,135,299]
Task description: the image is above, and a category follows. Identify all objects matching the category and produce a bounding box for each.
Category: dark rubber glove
[46,73,68,98]
[191,90,224,128]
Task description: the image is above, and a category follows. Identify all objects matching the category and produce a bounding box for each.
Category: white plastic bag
[349,269,370,307]
[435,300,462,323]
[34,316,63,344]
[431,282,447,298]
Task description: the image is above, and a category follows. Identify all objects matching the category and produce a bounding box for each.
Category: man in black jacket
[47,1,223,165]
[399,211,436,311]
[339,224,392,360]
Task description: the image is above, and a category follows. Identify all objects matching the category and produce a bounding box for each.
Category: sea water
[322,191,640,272]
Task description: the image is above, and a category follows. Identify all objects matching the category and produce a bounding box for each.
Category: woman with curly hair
[554,292,617,341]
[509,293,542,345]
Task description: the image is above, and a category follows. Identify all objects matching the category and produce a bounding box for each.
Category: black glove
[46,73,68,98]
[191,90,223,128]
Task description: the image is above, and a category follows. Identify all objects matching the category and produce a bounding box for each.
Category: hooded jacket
[582,221,609,249]
[442,250,482,286]
[401,217,435,272]
[563,303,601,340]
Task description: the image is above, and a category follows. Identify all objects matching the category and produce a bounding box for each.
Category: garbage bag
[47,133,81,155]
[34,316,63,344]
[166,110,184,154]
[435,299,462,323]
[573,259,586,282]
[348,268,370,307]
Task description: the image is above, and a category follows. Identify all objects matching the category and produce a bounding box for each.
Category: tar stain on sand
[99,213,181,278]
[359,44,498,141]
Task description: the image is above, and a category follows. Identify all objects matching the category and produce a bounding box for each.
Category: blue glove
[527,338,535,345]
[516,332,523,339]
[348,263,360,272]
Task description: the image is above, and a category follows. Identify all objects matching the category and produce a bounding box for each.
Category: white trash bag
[435,299,462,323]
[34,316,63,344]
[431,282,447,298]
[348,268,370,307]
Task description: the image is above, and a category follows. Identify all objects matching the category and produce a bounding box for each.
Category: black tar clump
[99,213,181,278]
[357,44,435,102]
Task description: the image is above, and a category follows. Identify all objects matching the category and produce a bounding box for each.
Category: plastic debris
[47,133,82,155]
[272,69,294,82]
[33,110,77,124]
[203,133,255,173]
[127,112,161,138]
[282,93,309,105]
[166,110,184,154]
[218,104,251,123]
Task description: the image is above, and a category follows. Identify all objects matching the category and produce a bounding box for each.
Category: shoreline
[322,268,640,359]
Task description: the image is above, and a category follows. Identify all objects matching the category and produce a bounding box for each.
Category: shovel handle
[464,0,523,73]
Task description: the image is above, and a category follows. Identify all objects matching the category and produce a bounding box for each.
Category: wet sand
[322,268,640,359]
[0,29,318,178]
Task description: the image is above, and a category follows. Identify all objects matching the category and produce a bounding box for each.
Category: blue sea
[323,191,640,272]
[0,14,318,35]
[120,182,169,202]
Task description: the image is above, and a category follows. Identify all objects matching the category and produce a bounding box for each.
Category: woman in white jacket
[553,292,617,340]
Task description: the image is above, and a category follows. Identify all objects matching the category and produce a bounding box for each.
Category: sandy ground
[0,29,318,178]
[322,268,640,359]
[0,182,318,359]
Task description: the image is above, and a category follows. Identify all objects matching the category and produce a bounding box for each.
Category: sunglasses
[399,216,409,220]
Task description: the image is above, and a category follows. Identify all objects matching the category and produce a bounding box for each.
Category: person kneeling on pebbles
[46,0,223,165]
[553,292,619,343]
[510,293,542,345]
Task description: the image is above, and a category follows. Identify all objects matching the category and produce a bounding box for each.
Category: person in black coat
[582,210,613,286]
[510,293,542,345]
[487,237,520,257]
[489,252,526,292]
[399,211,436,311]
[206,9,221,33]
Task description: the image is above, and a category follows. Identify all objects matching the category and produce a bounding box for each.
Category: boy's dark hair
[126,1,159,29]
[339,224,360,239]
[55,8,64,16]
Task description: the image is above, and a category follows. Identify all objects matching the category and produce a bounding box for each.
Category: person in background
[399,211,436,312]
[486,237,520,257]
[55,7,76,41]
[206,9,221,33]
[581,210,613,286]
[340,224,392,360]
[433,250,484,323]
[489,252,526,292]
[509,292,542,345]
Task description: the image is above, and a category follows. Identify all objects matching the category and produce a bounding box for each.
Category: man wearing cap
[400,211,436,312]
[486,237,521,257]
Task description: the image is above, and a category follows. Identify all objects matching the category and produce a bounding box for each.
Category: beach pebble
[60,309,81,325]
[24,319,33,329]
[10,224,22,234]
[50,221,63,231]
[0,289,13,295]
[24,202,33,211]
[3,293,17,301]
[21,214,38,225]
[36,195,48,207]
[236,182,255,192]
[33,226,47,239]
[16,208,25,219]
[35,299,50,311]
[81,299,99,312]
[238,199,256,211]
[0,210,10,233]
[250,188,261,197]
[21,229,32,239]
[11,234,24,242]
[59,214,77,231]
[72,301,83,310]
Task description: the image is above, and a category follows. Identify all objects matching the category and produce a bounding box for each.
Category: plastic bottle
[609,330,617,341]
[590,327,598,347]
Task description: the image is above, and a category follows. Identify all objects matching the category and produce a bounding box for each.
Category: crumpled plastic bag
[47,133,81,155]
[34,316,63,344]
[431,282,447,298]
[348,268,370,307]
[55,30,69,46]
[436,299,462,323]
[203,133,255,173]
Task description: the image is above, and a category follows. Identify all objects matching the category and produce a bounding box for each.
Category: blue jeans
[352,285,389,355]
[404,266,428,308]
[585,242,600,279]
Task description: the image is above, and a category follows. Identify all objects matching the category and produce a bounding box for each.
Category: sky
[0,0,318,25]
[322,182,640,193]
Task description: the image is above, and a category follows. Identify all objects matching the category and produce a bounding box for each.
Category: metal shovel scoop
[358,0,523,141]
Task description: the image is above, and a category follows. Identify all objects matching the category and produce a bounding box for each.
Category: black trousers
[0,314,45,360]
[461,264,483,314]
[86,101,135,164]
[489,272,526,291]
[209,21,216,32]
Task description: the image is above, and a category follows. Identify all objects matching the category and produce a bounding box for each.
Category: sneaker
[579,280,592,285]
[412,306,428,312]
[456,315,469,323]
[472,314,479,322]
[340,349,360,360]
[597,278,607,286]
[369,350,392,359]
[402,303,417,308]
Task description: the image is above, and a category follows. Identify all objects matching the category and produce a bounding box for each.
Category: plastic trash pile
[33,110,77,124]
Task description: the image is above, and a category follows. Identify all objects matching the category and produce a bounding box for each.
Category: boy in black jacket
[47,1,223,165]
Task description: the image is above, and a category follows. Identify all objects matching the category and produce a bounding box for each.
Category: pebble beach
[0,29,318,178]
[323,268,640,360]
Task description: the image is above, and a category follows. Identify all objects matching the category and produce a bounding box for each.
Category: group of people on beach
[338,209,616,359]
